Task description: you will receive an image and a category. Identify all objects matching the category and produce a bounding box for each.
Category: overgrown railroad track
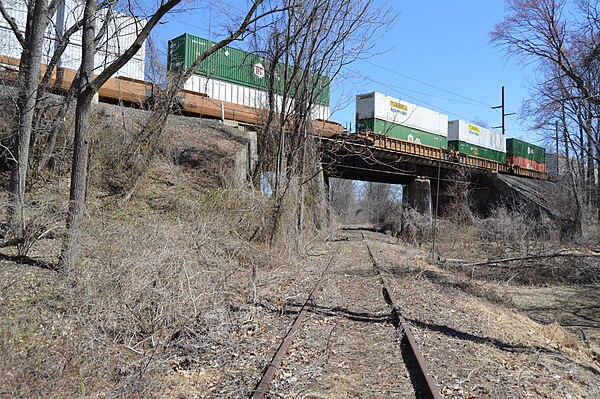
[250,231,442,398]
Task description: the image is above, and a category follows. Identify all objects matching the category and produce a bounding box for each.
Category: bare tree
[61,0,289,271]
[0,0,61,238]
[252,0,392,243]
[0,0,126,242]
[361,181,401,230]
[329,177,356,223]
[491,0,600,234]
[60,0,182,271]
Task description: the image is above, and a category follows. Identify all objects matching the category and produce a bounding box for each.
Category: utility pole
[492,86,515,135]
[555,120,559,155]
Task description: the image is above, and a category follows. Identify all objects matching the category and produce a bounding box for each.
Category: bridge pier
[405,178,433,217]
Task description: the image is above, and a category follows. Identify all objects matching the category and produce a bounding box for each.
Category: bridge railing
[357,131,447,160]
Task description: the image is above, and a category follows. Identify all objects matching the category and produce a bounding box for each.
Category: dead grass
[0,102,305,397]
[1,99,597,397]
[0,169,287,397]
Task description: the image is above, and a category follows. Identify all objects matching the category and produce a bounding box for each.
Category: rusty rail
[366,241,443,399]
[249,256,335,399]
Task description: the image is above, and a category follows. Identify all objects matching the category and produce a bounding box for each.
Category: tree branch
[463,250,600,268]
[0,0,25,47]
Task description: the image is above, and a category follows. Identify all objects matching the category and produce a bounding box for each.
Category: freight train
[353,91,546,179]
[0,29,547,180]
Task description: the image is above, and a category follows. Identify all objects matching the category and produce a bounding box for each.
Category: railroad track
[366,239,442,399]
[250,231,442,398]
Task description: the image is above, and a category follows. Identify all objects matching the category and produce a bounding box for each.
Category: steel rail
[366,240,443,399]
[249,256,336,399]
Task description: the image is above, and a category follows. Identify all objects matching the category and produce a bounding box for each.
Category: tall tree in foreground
[61,0,286,271]
[61,0,183,272]
[0,0,61,239]
[0,0,150,250]
[112,0,287,205]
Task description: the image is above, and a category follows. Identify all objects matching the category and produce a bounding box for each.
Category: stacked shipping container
[0,0,146,80]
[0,0,54,65]
[447,120,506,162]
[355,92,448,148]
[354,92,547,175]
[167,33,330,120]
[506,138,546,172]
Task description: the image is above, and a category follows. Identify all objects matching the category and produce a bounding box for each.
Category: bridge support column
[405,178,432,217]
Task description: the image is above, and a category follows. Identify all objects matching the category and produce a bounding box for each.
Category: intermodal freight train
[0,30,546,180]
[354,92,546,179]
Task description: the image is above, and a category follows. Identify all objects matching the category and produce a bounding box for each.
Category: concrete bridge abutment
[405,178,433,217]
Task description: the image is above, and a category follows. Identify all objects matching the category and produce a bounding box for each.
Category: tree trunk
[60,0,96,273]
[59,0,266,270]
[6,1,49,237]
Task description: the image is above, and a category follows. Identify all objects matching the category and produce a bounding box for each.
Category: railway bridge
[318,136,557,219]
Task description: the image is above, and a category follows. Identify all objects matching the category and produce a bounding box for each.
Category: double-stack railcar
[168,33,331,121]
[0,0,146,80]
[356,92,448,149]
[506,138,546,173]
[0,19,546,180]
[354,91,546,178]
[448,120,506,163]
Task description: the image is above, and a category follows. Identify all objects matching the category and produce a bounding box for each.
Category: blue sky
[154,0,543,147]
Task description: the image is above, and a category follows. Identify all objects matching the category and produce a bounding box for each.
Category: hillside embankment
[0,103,598,397]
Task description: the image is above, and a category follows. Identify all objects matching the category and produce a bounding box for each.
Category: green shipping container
[506,138,545,163]
[357,118,448,149]
[168,33,330,105]
[448,141,507,162]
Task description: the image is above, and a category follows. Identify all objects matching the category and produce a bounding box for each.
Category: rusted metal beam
[250,257,335,399]
[366,242,443,399]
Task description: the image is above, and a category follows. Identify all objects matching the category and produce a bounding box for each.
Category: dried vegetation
[0,103,322,397]
[0,102,598,397]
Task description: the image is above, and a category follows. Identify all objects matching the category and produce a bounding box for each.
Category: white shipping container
[0,26,59,65]
[57,0,83,44]
[1,0,145,80]
[448,120,506,152]
[185,74,330,120]
[56,42,144,80]
[0,26,23,60]
[94,49,145,80]
[356,92,448,137]
[94,10,146,61]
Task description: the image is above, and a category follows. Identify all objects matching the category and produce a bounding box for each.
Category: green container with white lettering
[168,33,330,105]
[506,138,545,163]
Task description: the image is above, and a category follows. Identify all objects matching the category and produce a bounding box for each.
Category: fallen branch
[0,252,57,271]
[464,250,600,268]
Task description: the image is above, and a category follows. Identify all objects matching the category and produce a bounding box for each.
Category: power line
[348,70,498,125]
[344,68,491,108]
[362,59,496,108]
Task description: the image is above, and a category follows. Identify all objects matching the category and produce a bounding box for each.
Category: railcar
[356,92,448,149]
[0,55,153,104]
[506,138,546,173]
[353,91,547,179]
[448,119,506,163]
[168,33,331,121]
